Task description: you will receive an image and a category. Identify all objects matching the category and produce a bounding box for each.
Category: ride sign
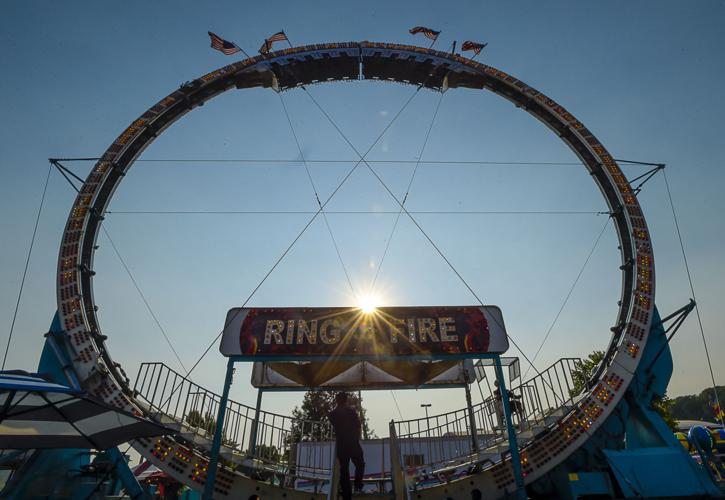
[219,306,509,360]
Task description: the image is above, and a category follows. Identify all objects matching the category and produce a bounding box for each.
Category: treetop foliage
[670,386,725,423]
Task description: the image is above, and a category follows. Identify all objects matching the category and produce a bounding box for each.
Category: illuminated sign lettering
[219,306,509,360]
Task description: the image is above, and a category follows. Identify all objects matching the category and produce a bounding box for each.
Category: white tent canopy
[0,371,171,449]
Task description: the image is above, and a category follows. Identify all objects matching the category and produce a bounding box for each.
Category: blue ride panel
[603,447,717,498]
[530,306,724,498]
[565,471,614,498]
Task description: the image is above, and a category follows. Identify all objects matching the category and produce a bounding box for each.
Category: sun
[357,293,380,314]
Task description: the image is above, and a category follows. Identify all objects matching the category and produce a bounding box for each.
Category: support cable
[106,209,605,216]
[372,91,445,292]
[48,157,102,162]
[52,161,80,194]
[100,226,189,375]
[615,158,666,168]
[663,170,723,427]
[615,158,666,194]
[645,300,696,371]
[628,165,665,195]
[521,218,610,379]
[303,87,566,405]
[298,75,442,422]
[158,86,422,402]
[2,163,52,370]
[48,163,189,376]
[277,92,356,297]
[368,89,444,419]
[54,161,85,185]
[389,392,403,421]
[48,158,661,167]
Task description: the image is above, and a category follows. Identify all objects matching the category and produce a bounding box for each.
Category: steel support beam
[203,357,234,500]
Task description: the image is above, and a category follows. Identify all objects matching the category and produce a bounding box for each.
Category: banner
[219,306,508,360]
[250,360,476,389]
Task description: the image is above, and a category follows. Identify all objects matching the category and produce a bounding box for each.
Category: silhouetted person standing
[328,392,365,499]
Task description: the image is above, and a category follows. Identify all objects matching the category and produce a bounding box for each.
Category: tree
[184,409,238,448]
[651,393,678,431]
[670,386,725,423]
[570,350,677,431]
[186,409,216,435]
[570,350,605,397]
[251,443,281,463]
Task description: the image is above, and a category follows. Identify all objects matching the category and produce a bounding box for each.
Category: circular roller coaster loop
[55,42,656,498]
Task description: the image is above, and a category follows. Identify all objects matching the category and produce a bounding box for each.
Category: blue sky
[1,1,724,434]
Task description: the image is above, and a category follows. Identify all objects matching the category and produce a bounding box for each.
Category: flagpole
[461,42,486,61]
[409,27,441,50]
[258,30,288,56]
[208,31,251,59]
[275,30,294,49]
[471,43,487,61]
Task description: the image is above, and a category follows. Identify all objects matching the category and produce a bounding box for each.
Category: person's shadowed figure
[328,392,365,499]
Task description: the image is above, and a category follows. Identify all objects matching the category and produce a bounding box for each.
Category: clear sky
[1,1,724,435]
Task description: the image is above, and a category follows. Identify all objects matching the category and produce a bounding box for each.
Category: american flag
[409,26,440,41]
[208,32,242,55]
[461,40,487,56]
[259,31,288,54]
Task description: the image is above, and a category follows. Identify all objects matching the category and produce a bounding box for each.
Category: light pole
[421,403,432,468]
[421,403,431,421]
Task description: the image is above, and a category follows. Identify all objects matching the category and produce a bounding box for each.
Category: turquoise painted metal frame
[203,352,527,499]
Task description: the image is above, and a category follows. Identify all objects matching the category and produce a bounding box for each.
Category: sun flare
[357,293,380,314]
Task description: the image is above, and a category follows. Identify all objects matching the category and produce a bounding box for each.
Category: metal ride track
[55,42,655,498]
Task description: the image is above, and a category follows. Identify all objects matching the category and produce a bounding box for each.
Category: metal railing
[389,357,582,488]
[134,362,335,483]
[134,357,580,493]
[509,357,581,427]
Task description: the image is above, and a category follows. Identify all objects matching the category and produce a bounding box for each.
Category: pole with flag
[208,32,249,57]
[409,26,441,49]
[461,40,488,59]
[259,31,289,54]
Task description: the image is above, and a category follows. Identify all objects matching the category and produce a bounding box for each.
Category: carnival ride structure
[5,41,724,499]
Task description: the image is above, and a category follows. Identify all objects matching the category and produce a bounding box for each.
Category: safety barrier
[134,357,580,493]
[134,362,335,484]
[390,357,582,487]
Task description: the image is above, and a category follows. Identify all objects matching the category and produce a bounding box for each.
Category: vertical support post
[388,421,411,500]
[326,442,340,500]
[421,403,432,467]
[464,371,479,454]
[203,358,234,500]
[493,356,526,500]
[248,388,264,456]
[381,437,385,493]
[105,447,143,499]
